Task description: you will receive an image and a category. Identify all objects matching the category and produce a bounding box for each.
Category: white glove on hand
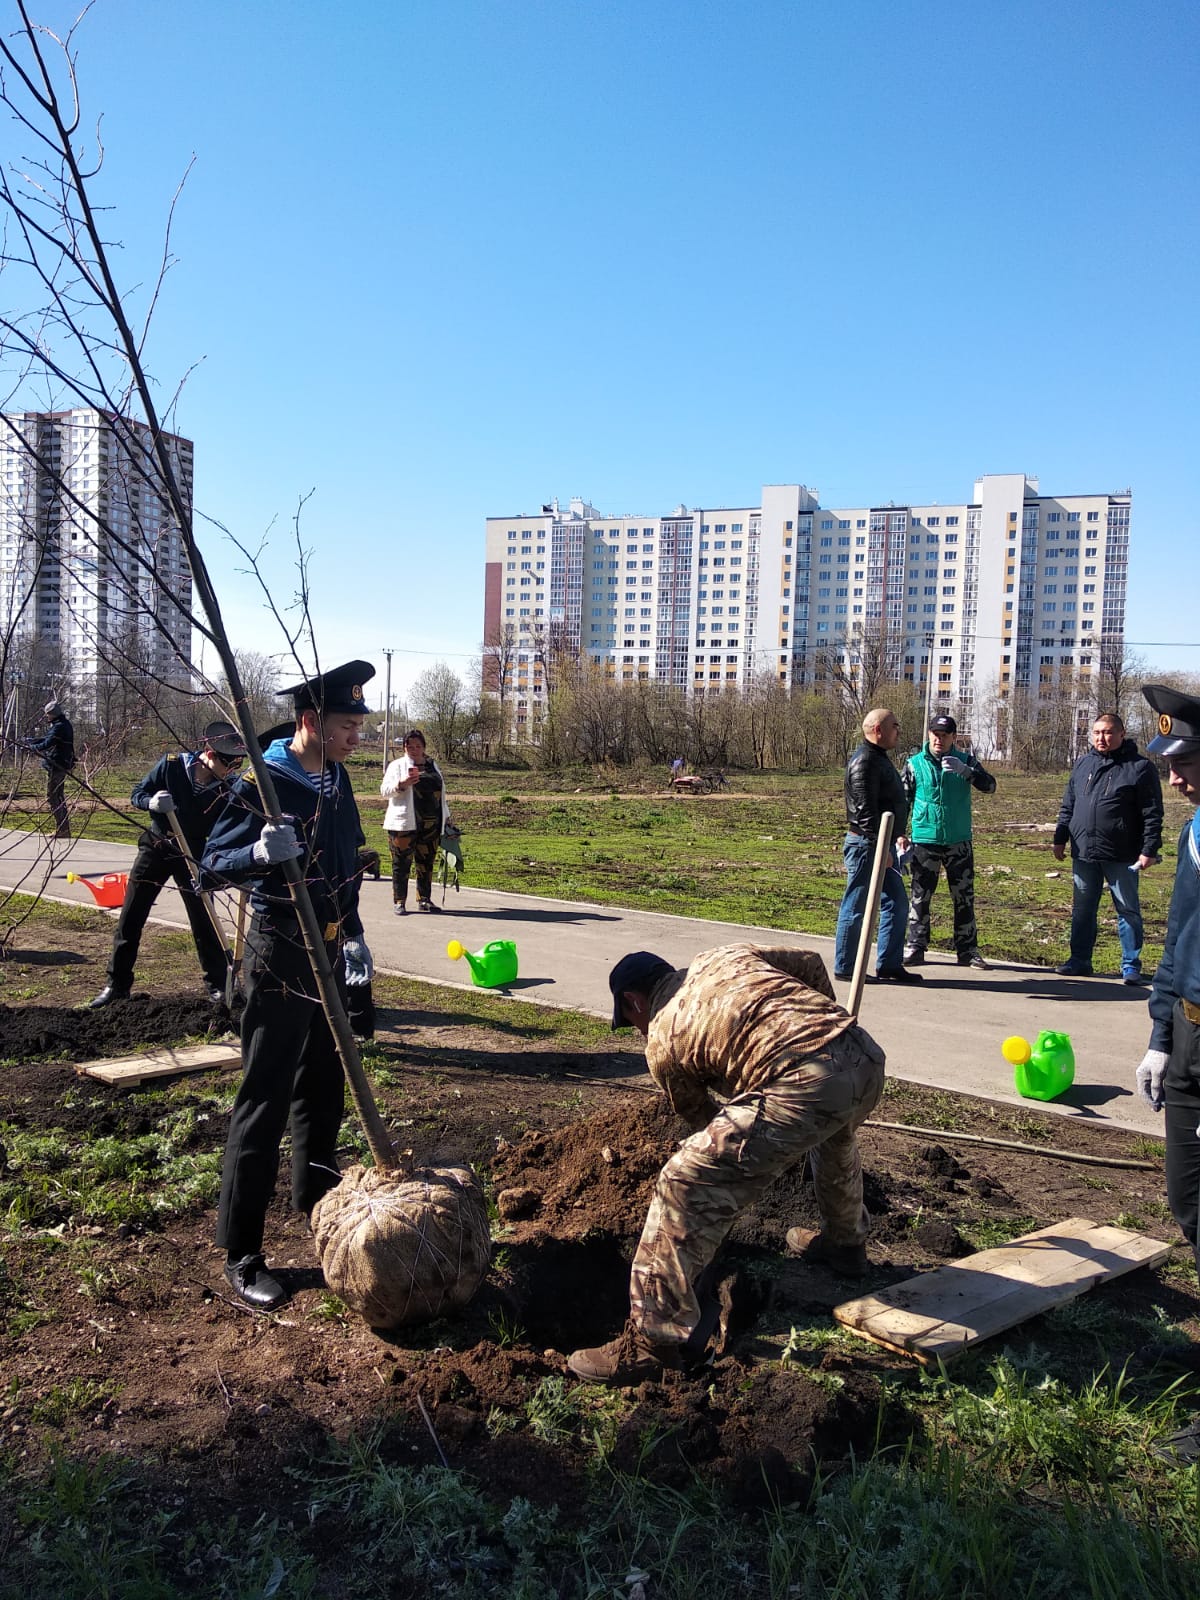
[148,789,175,813]
[251,822,303,867]
[1135,1049,1169,1112]
[343,938,373,987]
[941,755,970,777]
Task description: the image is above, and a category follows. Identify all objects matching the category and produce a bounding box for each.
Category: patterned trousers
[387,815,441,905]
[629,1025,886,1347]
[906,840,980,958]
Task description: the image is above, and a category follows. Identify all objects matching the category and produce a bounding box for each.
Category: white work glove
[251,822,303,866]
[941,755,970,777]
[148,790,175,813]
[343,937,373,987]
[1135,1049,1169,1112]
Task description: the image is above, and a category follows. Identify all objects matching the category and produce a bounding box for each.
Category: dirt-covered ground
[1,910,1198,1591]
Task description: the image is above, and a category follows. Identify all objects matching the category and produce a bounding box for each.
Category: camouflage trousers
[906,840,979,958]
[629,1025,886,1347]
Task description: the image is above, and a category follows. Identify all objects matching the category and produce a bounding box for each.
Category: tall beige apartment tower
[0,408,194,715]
[483,476,1130,752]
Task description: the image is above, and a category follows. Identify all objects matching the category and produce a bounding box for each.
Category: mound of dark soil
[0,993,234,1064]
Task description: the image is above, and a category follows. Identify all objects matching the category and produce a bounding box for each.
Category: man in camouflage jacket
[567,943,886,1386]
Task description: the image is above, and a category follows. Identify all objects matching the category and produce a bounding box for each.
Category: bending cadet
[202,662,375,1311]
[90,720,247,1009]
[568,943,886,1386]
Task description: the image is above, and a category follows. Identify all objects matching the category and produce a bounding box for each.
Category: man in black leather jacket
[833,708,921,984]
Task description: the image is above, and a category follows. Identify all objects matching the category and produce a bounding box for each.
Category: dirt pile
[0,994,235,1063]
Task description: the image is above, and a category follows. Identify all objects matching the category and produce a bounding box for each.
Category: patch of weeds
[487,1306,526,1349]
[525,1376,575,1444]
[1080,1173,1114,1191]
[1114,1209,1144,1231]
[779,1320,864,1365]
[957,1215,1039,1252]
[309,1291,351,1326]
[485,1405,518,1437]
[31,1375,114,1423]
[1131,1136,1167,1160]
[1159,1254,1199,1287]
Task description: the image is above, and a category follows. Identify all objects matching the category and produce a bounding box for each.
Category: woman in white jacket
[381,729,451,913]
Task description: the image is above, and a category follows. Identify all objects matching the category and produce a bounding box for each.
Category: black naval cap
[202,720,247,760]
[608,951,674,1029]
[1143,684,1200,758]
[279,659,374,716]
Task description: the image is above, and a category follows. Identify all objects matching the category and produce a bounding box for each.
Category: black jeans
[1164,1002,1200,1273]
[46,765,70,838]
[215,918,347,1260]
[108,833,228,992]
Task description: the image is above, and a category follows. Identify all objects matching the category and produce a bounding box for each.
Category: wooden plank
[834,1217,1172,1363]
[79,1041,241,1087]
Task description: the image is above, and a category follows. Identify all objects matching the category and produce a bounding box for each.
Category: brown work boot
[785,1227,869,1277]
[567,1324,682,1386]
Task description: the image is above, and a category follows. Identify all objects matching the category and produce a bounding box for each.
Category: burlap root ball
[312,1164,492,1330]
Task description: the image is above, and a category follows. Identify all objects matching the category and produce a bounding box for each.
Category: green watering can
[447,938,518,988]
[1002,1030,1075,1102]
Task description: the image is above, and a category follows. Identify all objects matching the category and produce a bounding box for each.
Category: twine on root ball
[311,1164,492,1330]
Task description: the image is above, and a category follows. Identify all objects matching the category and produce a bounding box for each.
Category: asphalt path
[0,825,1163,1136]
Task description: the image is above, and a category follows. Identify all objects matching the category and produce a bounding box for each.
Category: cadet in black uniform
[202,662,375,1310]
[90,721,246,1008]
[1135,683,1200,1462]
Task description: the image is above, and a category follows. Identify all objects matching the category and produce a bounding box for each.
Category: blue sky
[7,0,1197,702]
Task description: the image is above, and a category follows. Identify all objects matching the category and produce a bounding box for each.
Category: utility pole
[381,648,394,770]
[923,632,936,730]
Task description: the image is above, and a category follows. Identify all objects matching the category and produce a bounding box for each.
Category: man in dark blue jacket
[201,661,375,1311]
[90,721,246,1009]
[1052,712,1163,981]
[27,701,75,838]
[1135,684,1200,1462]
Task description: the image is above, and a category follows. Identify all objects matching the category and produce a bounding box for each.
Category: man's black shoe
[833,970,852,981]
[206,985,227,1005]
[89,984,130,1010]
[223,1254,287,1311]
[875,967,924,984]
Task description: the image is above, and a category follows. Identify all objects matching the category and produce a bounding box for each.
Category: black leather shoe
[223,1254,287,1311]
[206,985,226,1005]
[89,984,131,1009]
[874,966,924,984]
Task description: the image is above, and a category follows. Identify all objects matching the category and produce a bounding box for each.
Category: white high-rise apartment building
[0,409,194,707]
[484,476,1130,748]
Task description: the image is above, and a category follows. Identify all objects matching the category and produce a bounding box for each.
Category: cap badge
[1159,713,1173,737]
[351,684,362,702]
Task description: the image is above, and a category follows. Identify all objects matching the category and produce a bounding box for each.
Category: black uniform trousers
[215,915,347,1260]
[109,832,228,992]
[906,840,980,958]
[46,765,70,838]
[1164,1002,1200,1273]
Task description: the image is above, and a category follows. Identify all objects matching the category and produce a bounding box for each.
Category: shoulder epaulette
[167,753,181,764]
[242,768,258,787]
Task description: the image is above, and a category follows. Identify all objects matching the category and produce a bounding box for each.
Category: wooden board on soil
[78,1040,241,1086]
[834,1216,1173,1363]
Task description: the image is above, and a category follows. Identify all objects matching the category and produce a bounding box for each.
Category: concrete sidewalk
[0,826,1162,1135]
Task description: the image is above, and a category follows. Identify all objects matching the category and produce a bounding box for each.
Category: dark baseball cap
[608,951,674,1028]
[929,714,957,734]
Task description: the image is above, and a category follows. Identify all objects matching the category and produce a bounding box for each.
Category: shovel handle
[846,811,895,1021]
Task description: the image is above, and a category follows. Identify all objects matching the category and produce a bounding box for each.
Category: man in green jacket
[901,715,996,970]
